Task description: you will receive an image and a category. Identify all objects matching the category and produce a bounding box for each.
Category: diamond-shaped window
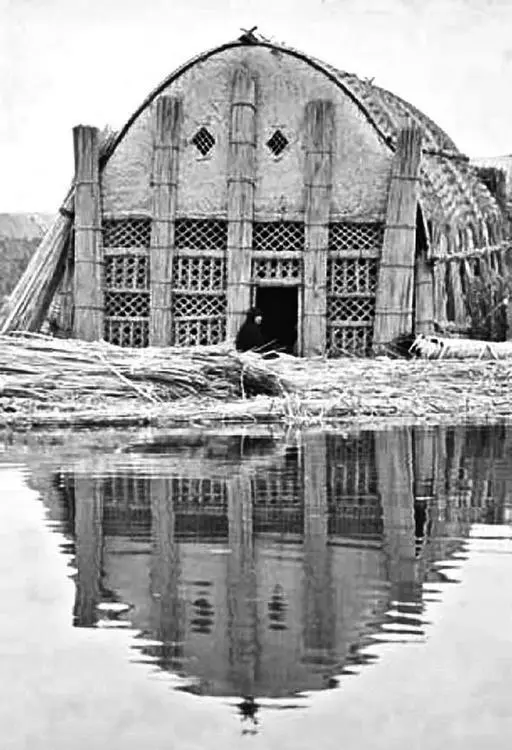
[192,127,215,156]
[266,130,289,157]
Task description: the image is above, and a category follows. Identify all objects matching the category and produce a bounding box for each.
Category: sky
[1,0,511,212]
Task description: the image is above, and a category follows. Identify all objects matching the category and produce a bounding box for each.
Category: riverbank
[1,333,512,430]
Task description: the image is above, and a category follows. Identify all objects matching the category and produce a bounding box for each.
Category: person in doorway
[235,307,266,352]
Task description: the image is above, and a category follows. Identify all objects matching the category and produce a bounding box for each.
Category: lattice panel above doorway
[252,222,304,253]
[251,221,304,286]
[103,218,151,348]
[252,257,302,283]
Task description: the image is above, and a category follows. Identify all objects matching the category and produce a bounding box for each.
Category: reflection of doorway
[255,286,299,354]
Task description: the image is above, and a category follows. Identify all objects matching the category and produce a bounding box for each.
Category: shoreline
[2,355,512,432]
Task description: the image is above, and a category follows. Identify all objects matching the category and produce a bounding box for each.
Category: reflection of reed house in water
[47,427,512,698]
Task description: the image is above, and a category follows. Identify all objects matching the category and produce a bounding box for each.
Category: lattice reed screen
[326,223,383,357]
[172,219,227,346]
[253,222,304,252]
[171,477,227,506]
[326,433,382,536]
[103,218,151,347]
[252,257,302,282]
[251,221,304,284]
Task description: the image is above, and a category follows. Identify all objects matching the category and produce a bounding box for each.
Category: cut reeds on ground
[2,333,512,429]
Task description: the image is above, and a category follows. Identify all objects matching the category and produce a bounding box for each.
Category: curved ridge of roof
[307,53,503,250]
[100,35,503,252]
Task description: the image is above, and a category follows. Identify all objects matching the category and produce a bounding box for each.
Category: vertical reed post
[447,259,466,329]
[226,473,257,696]
[461,256,475,309]
[73,476,103,627]
[226,67,257,340]
[488,252,501,339]
[414,250,434,335]
[303,100,334,357]
[150,96,182,346]
[57,241,75,335]
[73,125,103,341]
[150,477,183,644]
[504,250,512,339]
[433,260,448,331]
[413,428,436,500]
[479,253,492,285]
[302,433,334,653]
[375,428,418,600]
[373,124,422,352]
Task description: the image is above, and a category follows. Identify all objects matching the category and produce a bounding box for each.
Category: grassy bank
[1,334,512,430]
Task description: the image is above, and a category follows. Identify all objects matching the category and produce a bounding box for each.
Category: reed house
[3,33,508,355]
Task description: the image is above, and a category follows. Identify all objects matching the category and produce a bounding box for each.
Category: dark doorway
[255,286,299,354]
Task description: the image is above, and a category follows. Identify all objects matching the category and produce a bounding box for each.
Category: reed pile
[2,335,512,429]
[264,351,512,423]
[0,334,289,404]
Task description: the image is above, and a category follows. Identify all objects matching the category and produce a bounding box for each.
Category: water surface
[1,425,512,748]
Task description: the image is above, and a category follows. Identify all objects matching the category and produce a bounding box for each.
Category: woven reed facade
[57,37,507,355]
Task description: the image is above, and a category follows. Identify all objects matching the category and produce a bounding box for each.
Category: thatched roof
[100,34,503,256]
[472,154,512,214]
[316,63,503,252]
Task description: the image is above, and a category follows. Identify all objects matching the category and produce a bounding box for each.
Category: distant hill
[0,213,54,300]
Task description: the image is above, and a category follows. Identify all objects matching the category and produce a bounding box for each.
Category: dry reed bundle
[259,351,512,423]
[0,131,116,336]
[3,337,512,430]
[411,334,512,360]
[0,334,289,403]
[0,189,73,334]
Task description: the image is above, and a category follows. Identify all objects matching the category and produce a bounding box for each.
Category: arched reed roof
[101,35,503,254]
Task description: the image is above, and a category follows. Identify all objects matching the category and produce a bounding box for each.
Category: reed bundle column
[375,429,417,596]
[303,100,334,357]
[226,67,257,339]
[226,473,257,695]
[414,253,434,335]
[150,477,183,643]
[302,434,333,653]
[73,125,103,341]
[447,258,467,329]
[150,96,182,346]
[73,477,104,627]
[373,124,422,352]
[414,217,434,336]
